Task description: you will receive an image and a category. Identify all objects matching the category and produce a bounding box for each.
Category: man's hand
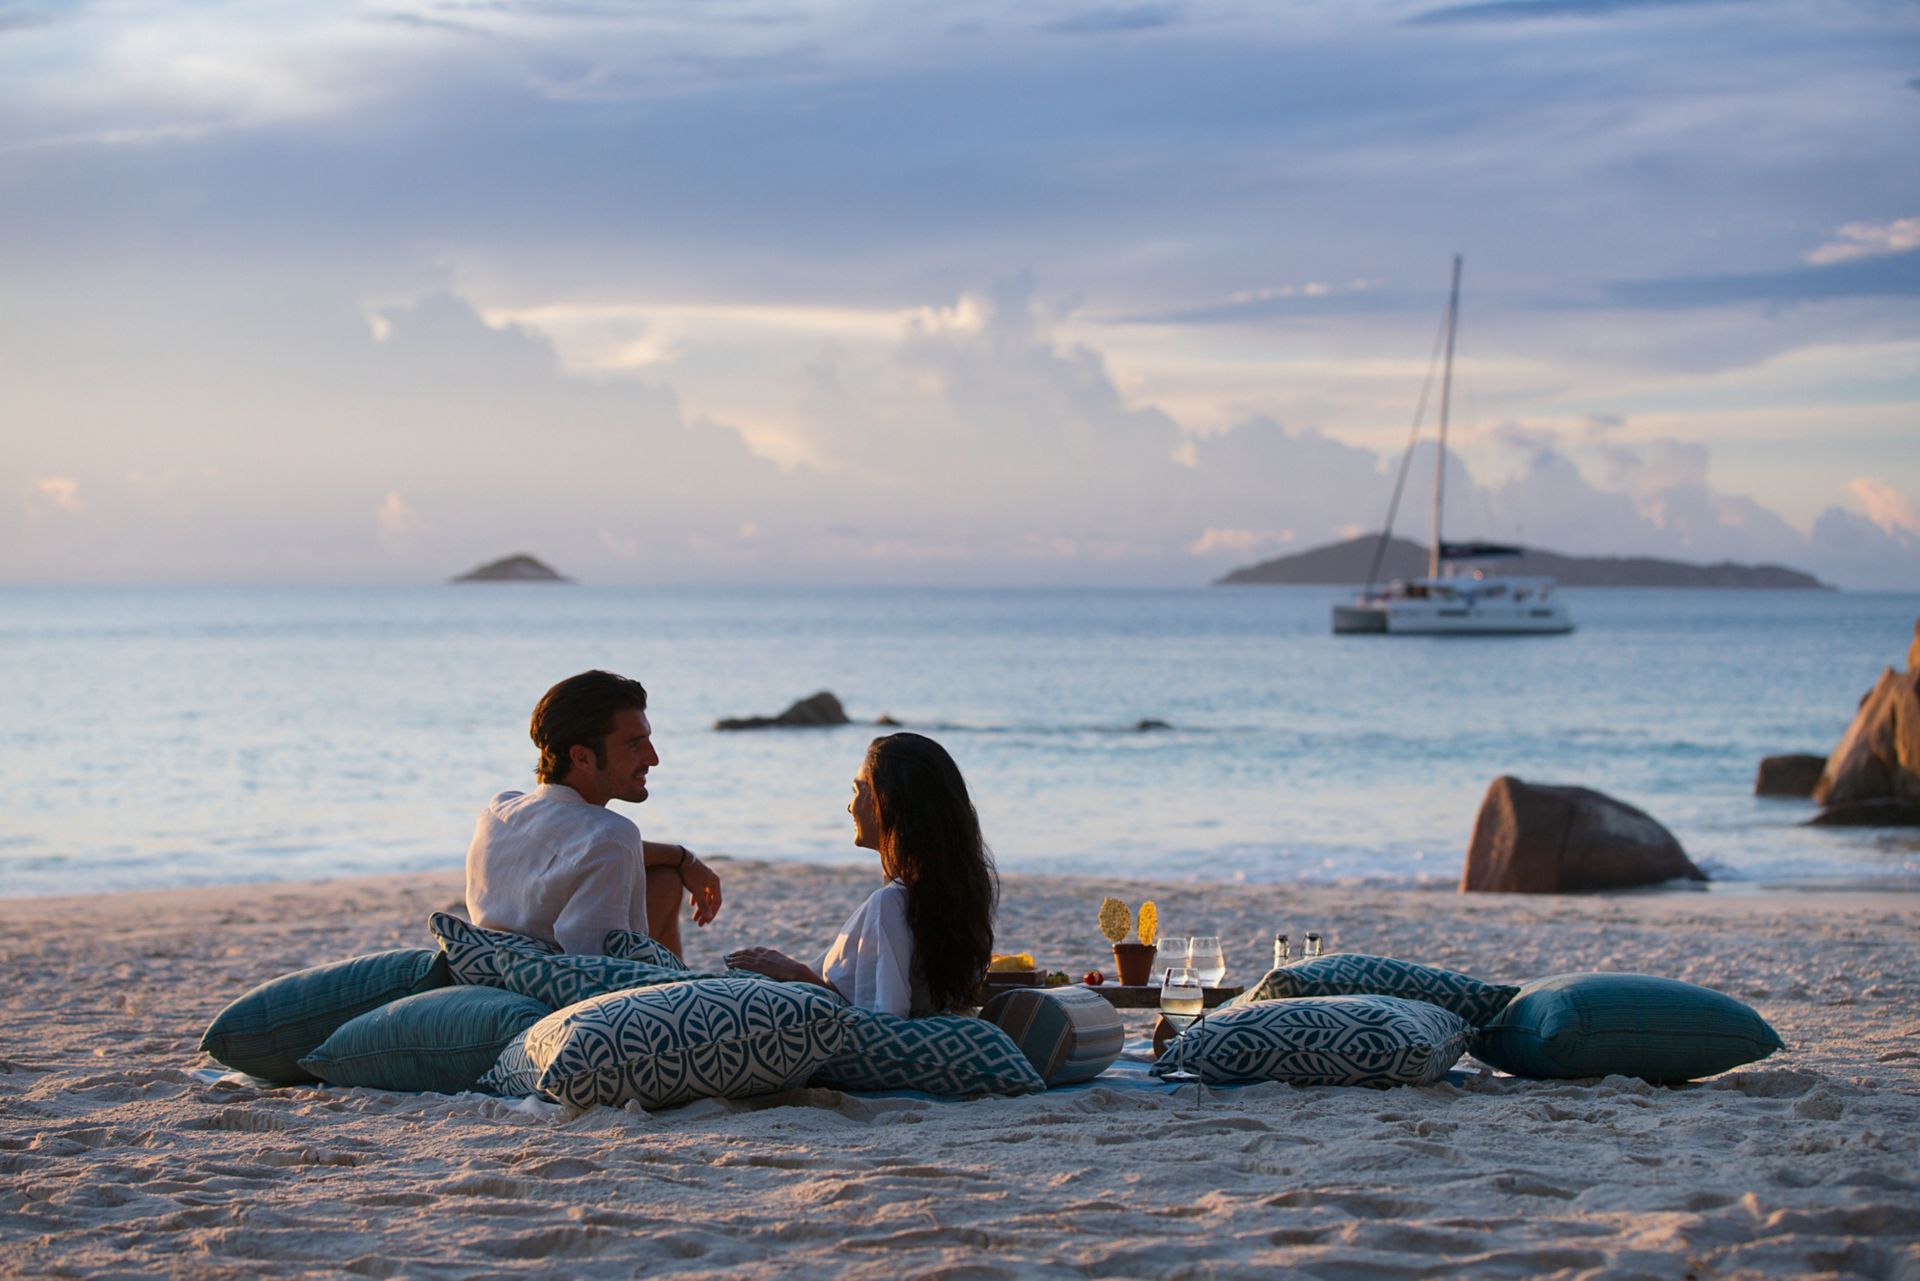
[682,854,722,927]
[725,947,821,985]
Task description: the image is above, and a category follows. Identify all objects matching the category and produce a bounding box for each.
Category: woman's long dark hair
[865,732,997,1012]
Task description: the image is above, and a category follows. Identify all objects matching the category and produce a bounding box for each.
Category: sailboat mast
[1429,254,1462,580]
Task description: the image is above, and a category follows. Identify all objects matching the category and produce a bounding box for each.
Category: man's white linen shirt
[466,784,648,954]
[817,881,932,1018]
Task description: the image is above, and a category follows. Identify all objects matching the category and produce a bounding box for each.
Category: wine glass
[1160,966,1207,1098]
[1151,936,1190,985]
[1188,936,1225,986]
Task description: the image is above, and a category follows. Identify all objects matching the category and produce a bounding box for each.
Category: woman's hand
[725,947,825,987]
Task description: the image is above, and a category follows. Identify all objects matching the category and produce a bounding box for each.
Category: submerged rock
[1461,775,1706,894]
[1755,754,1827,798]
[1806,798,1920,827]
[716,691,852,731]
[451,554,571,583]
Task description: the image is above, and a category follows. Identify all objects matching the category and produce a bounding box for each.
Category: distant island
[450,554,572,583]
[1217,535,1832,590]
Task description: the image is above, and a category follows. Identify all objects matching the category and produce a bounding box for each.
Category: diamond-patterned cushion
[1151,995,1472,1087]
[601,929,690,971]
[811,1008,1046,1097]
[505,976,854,1111]
[1472,973,1784,1083]
[1229,953,1519,1026]
[427,912,560,986]
[492,949,709,1009]
[200,949,452,1084]
[978,986,1124,1086]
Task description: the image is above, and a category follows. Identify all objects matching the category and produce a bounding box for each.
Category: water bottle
[1272,933,1290,968]
[1304,932,1323,958]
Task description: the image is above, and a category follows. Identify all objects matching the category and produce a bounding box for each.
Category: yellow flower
[1137,901,1158,948]
[1097,896,1131,944]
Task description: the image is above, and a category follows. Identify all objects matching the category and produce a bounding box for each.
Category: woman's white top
[818,881,931,1018]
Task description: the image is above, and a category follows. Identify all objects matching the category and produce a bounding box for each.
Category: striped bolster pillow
[978,985,1124,1086]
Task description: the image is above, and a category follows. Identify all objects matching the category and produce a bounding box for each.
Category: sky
[1,0,1917,588]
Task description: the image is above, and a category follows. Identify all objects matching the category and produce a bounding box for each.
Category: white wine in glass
[1189,936,1225,985]
[1160,967,1204,1019]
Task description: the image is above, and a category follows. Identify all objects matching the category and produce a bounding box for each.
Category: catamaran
[1331,256,1576,636]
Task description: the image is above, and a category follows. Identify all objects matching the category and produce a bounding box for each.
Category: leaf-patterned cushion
[492,949,714,1009]
[811,1008,1047,1097]
[478,1028,549,1099]
[1228,953,1519,1027]
[427,912,560,986]
[508,976,855,1111]
[1151,995,1472,1088]
[602,929,690,972]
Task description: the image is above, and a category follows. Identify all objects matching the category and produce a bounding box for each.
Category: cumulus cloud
[31,475,81,512]
[1850,477,1920,538]
[1805,217,1920,267]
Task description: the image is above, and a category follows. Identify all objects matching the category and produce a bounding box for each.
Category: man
[466,670,722,958]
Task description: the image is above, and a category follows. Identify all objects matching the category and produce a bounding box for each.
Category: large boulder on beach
[1813,654,1920,809]
[1806,798,1920,827]
[1461,776,1706,894]
[715,691,852,731]
[1755,753,1827,797]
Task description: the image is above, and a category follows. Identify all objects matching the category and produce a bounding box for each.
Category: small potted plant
[1099,896,1159,986]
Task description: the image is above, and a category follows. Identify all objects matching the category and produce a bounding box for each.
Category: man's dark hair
[530,670,649,784]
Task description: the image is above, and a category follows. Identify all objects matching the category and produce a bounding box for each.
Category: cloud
[30,475,81,512]
[1186,527,1294,555]
[1850,477,1920,539]
[376,491,427,538]
[1805,217,1920,267]
[1599,250,1920,310]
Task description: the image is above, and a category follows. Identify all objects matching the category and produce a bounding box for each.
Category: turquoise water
[2,585,1915,896]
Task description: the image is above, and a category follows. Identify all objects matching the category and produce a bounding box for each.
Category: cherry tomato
[1083,970,1105,986]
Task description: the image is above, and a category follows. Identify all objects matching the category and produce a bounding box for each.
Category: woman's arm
[725,947,833,990]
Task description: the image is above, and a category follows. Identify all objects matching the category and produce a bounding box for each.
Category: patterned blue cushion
[427,912,560,986]
[514,976,854,1110]
[298,985,551,1095]
[1230,953,1519,1027]
[1472,973,1784,1083]
[602,929,689,971]
[493,950,725,1009]
[811,1008,1046,1096]
[1151,995,1472,1088]
[200,949,452,1084]
[978,986,1124,1086]
[477,1029,549,1099]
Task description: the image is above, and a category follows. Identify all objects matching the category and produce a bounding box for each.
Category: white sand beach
[3,859,1917,1279]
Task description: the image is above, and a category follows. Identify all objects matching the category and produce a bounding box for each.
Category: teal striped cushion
[512,977,854,1111]
[1152,995,1471,1088]
[811,1008,1046,1097]
[1472,973,1784,1083]
[979,986,1124,1085]
[200,949,451,1083]
[299,985,551,1094]
[1231,953,1518,1027]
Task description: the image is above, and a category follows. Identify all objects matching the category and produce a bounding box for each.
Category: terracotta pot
[1112,942,1156,987]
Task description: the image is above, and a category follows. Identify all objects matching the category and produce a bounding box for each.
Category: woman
[726,732,997,1017]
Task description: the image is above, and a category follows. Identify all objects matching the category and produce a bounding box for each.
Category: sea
[2,584,1917,898]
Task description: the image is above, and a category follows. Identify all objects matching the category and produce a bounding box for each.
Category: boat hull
[1332,575,1575,636]
[1383,602,1575,635]
[1331,604,1388,634]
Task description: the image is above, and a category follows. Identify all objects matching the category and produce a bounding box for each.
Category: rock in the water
[715,691,852,731]
[1461,775,1707,894]
[1755,753,1827,798]
[1813,653,1920,807]
[875,714,901,727]
[1134,719,1171,732]
[1806,798,1920,827]
[451,554,571,583]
